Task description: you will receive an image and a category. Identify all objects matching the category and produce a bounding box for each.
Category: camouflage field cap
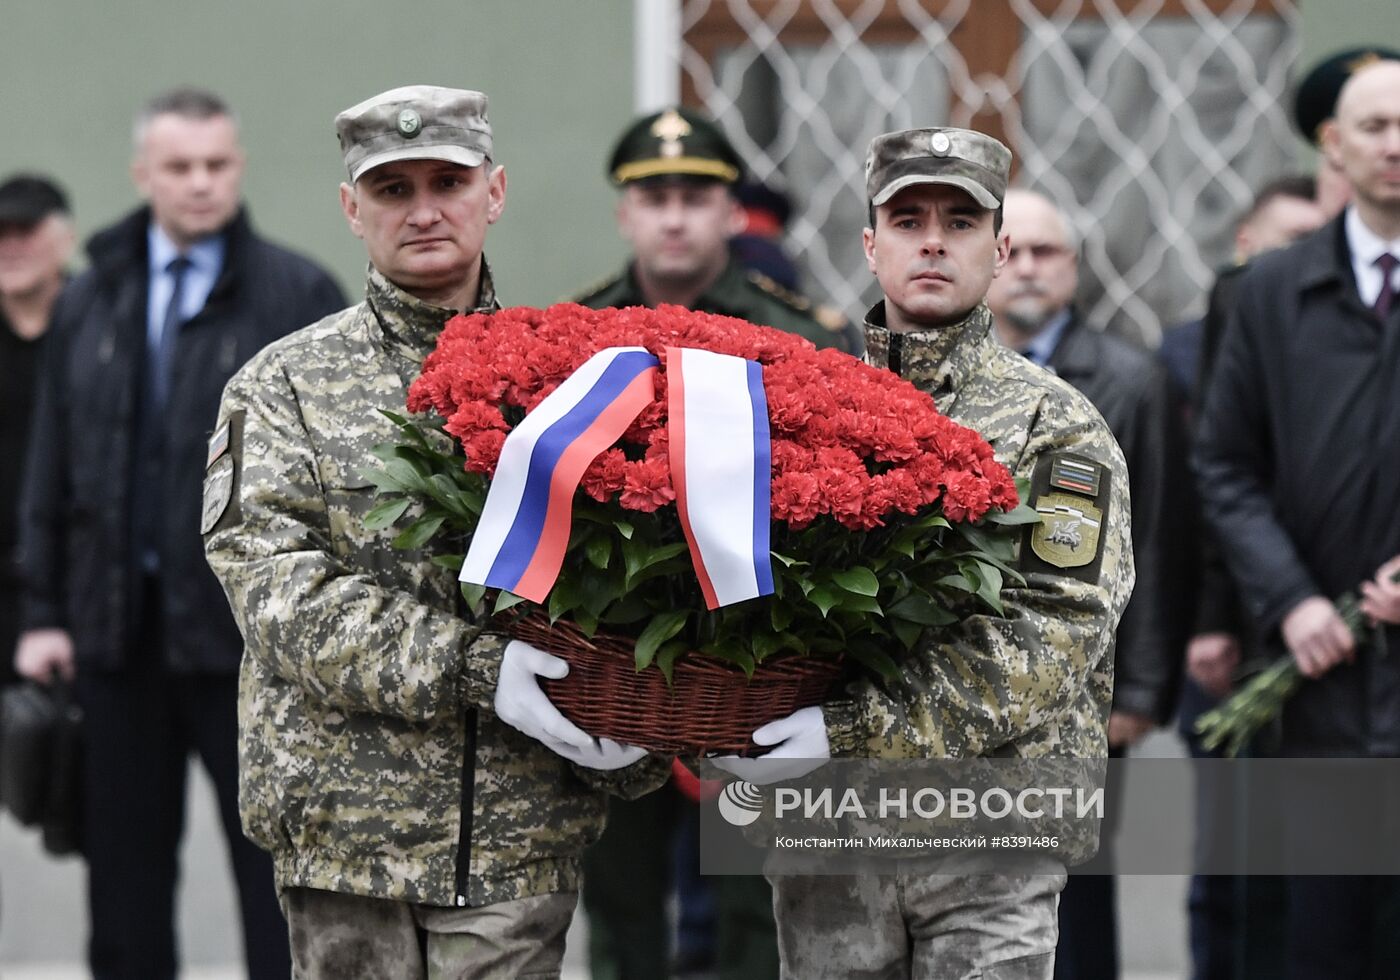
[608,106,743,185]
[1293,47,1400,145]
[866,127,1011,210]
[335,85,492,182]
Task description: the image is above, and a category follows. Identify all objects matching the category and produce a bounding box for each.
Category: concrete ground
[1,733,1189,979]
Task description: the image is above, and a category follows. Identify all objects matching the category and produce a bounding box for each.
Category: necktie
[153,256,190,410]
[1375,252,1398,320]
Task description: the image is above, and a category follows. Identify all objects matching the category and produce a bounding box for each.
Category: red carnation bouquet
[364,303,1036,751]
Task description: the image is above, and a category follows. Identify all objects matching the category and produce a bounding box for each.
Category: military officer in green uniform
[577,106,855,980]
[716,128,1135,978]
[575,105,861,355]
[203,85,670,980]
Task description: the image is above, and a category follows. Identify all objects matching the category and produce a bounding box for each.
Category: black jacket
[18,206,346,673]
[1195,216,1400,755]
[1049,313,1191,723]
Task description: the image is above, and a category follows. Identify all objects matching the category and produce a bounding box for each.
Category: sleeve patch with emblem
[201,410,245,535]
[1020,452,1110,583]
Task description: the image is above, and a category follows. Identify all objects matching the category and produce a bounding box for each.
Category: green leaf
[974,561,1005,613]
[770,602,795,632]
[634,610,690,671]
[623,538,689,585]
[430,554,465,571]
[459,582,486,609]
[772,552,810,569]
[845,646,901,681]
[833,567,880,597]
[615,520,634,540]
[585,535,612,570]
[393,514,446,550]
[887,594,956,626]
[358,463,407,492]
[385,457,427,491]
[983,502,1041,527]
[835,593,883,616]
[493,590,526,615]
[809,587,839,618]
[891,619,924,650]
[363,497,411,530]
[656,640,689,684]
[936,574,974,593]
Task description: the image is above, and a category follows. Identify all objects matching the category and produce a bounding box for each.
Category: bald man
[987,188,1190,980]
[1194,59,1400,978]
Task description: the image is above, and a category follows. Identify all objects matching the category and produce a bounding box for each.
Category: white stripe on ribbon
[460,346,654,590]
[670,347,774,609]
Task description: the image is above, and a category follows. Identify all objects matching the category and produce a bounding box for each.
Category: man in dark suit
[14,87,345,980]
[987,187,1191,980]
[1194,58,1400,979]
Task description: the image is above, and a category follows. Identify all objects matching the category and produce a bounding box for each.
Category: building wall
[0,0,637,305]
[1296,0,1400,159]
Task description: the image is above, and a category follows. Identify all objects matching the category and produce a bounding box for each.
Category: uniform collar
[615,256,746,315]
[862,301,994,394]
[364,257,499,360]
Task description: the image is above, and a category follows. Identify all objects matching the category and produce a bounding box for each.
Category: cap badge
[930,132,952,155]
[397,108,423,138]
[651,108,692,159]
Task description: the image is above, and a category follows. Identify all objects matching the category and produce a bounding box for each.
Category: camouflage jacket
[574,255,863,354]
[203,263,669,907]
[823,303,1134,761]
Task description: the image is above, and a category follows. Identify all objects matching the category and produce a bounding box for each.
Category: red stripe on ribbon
[512,367,658,602]
[667,348,720,610]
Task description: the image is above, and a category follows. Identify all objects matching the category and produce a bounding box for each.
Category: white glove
[710,706,831,784]
[494,640,647,770]
[551,736,650,772]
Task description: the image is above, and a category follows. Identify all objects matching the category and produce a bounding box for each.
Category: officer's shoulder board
[1019,451,1110,584]
[745,271,849,338]
[201,410,245,535]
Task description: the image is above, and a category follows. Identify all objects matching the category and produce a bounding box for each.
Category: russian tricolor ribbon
[666,347,773,609]
[460,345,773,610]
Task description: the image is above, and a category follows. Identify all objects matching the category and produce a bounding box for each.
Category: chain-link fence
[674,0,1302,345]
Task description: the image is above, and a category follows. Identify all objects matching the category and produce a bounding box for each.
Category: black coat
[18,206,346,673]
[1195,216,1400,755]
[1048,313,1191,723]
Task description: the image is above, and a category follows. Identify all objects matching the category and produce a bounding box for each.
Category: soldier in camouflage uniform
[202,86,670,980]
[717,128,1134,978]
[576,106,862,980]
[575,105,862,355]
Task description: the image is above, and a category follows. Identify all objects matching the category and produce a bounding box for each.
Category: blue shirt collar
[1020,308,1073,367]
[147,222,225,279]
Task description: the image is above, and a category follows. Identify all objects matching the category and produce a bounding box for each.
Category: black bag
[0,678,82,855]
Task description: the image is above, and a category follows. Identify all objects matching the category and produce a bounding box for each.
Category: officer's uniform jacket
[824,303,1134,761]
[575,256,862,354]
[203,264,669,907]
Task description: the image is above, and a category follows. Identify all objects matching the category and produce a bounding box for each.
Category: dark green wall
[0,0,637,305]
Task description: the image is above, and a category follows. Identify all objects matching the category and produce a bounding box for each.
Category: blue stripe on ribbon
[486,350,659,588]
[746,358,774,596]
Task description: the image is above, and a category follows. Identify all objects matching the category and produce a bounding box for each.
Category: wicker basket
[507,615,844,756]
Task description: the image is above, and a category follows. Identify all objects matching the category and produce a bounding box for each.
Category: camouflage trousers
[280,886,577,980]
[767,860,1065,979]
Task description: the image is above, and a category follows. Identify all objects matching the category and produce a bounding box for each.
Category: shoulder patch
[1020,452,1110,583]
[201,410,245,535]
